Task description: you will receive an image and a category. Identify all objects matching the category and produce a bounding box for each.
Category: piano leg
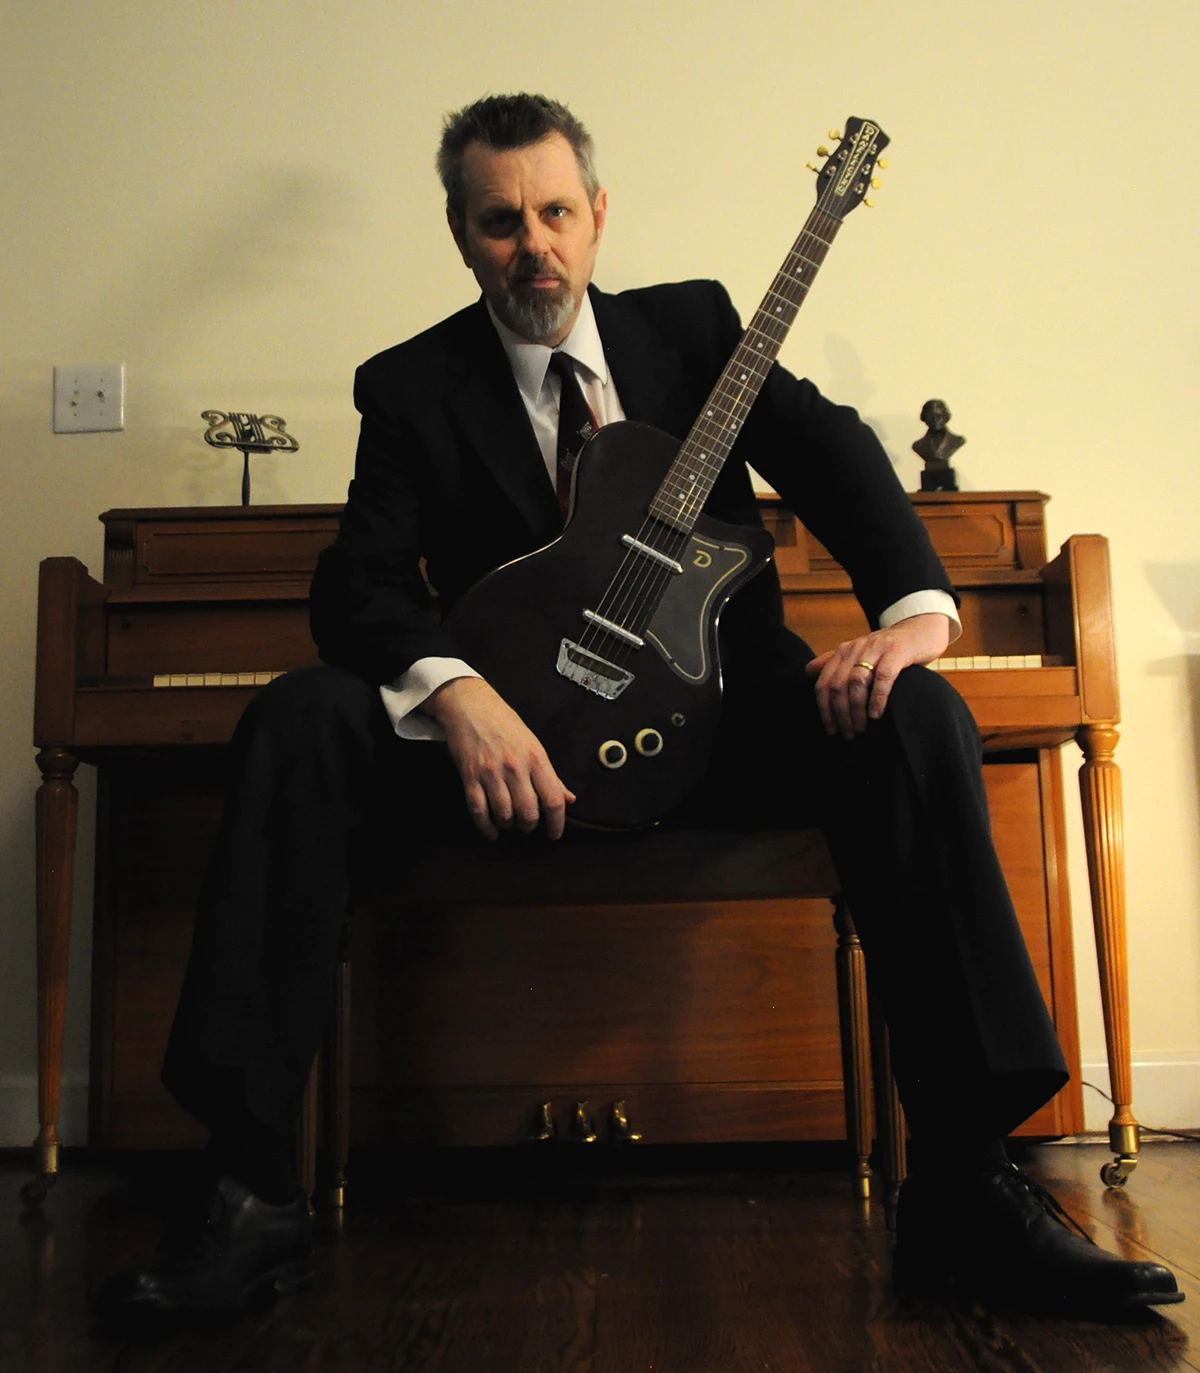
[23,747,79,1205]
[1078,724,1139,1187]
[833,897,873,1202]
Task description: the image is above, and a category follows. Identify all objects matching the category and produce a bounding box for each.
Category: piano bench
[299,825,908,1212]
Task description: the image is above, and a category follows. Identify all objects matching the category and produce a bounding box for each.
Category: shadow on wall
[819,333,933,495]
[95,162,362,358]
[1143,562,1200,833]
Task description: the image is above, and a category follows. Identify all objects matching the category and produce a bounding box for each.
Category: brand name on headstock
[834,122,880,198]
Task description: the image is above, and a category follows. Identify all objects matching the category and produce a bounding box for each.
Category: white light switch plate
[53,364,125,433]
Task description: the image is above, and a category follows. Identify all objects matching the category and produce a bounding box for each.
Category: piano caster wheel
[1101,1155,1137,1188]
[598,740,627,769]
[20,1172,57,1208]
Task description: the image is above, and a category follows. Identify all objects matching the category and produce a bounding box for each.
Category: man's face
[448,132,607,346]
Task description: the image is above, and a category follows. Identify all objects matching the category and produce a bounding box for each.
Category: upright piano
[31,492,1139,1185]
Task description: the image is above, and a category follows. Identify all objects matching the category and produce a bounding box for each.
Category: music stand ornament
[202,411,299,505]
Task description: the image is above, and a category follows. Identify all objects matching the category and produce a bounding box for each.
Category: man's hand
[422,676,576,840]
[804,612,953,739]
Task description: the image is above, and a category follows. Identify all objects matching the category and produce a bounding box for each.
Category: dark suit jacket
[310,279,954,687]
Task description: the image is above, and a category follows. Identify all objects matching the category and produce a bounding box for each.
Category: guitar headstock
[808,117,890,219]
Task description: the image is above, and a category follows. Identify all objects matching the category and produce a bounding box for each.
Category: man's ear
[591,187,608,243]
[447,208,472,267]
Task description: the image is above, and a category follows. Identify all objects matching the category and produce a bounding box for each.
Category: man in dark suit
[101,93,1180,1322]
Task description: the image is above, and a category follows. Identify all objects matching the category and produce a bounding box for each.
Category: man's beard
[497,255,578,343]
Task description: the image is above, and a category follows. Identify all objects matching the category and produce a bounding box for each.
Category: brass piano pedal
[525,1101,556,1143]
[569,1101,599,1143]
[609,1100,642,1144]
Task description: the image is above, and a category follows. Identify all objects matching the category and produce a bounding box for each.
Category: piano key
[930,654,1046,672]
[151,670,286,687]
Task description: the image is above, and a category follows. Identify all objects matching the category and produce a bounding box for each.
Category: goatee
[498,257,578,343]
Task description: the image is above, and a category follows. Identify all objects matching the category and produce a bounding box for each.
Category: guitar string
[576,209,842,671]
[583,218,838,669]
[594,202,843,639]
[584,215,837,656]
[576,194,851,671]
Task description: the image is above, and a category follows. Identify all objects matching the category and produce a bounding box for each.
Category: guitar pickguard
[644,534,751,683]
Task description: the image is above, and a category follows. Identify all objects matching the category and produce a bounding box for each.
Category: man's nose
[519,211,552,257]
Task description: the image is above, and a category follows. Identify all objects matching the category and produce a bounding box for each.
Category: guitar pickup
[557,639,635,700]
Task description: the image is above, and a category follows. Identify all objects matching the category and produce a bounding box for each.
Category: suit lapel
[590,286,697,440]
[442,288,702,545]
[444,300,562,542]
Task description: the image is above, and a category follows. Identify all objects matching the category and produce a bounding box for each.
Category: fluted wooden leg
[326,954,351,1212]
[832,897,872,1200]
[1079,723,1139,1186]
[869,999,907,1228]
[25,747,80,1204]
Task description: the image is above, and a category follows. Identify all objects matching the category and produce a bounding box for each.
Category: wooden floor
[3,1140,1198,1372]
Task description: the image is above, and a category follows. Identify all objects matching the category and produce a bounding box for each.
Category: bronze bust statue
[913,398,963,491]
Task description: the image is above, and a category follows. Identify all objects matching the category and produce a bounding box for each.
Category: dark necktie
[548,351,596,520]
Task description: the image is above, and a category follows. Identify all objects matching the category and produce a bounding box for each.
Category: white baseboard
[1080,1054,1200,1133]
[0,1074,89,1149]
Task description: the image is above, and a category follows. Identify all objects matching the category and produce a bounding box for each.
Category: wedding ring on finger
[854,660,876,673]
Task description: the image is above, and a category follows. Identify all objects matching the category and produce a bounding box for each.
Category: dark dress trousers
[163,281,1069,1146]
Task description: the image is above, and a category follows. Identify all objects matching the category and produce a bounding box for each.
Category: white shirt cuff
[379,657,481,740]
[878,589,962,644]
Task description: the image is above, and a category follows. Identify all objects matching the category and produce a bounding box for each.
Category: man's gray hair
[437,93,600,222]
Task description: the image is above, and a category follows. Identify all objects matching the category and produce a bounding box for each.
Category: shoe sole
[894,1247,1185,1315]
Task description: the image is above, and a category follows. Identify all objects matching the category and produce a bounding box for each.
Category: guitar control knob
[634,728,663,757]
[599,740,627,769]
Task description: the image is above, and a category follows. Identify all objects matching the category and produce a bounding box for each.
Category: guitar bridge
[557,639,634,700]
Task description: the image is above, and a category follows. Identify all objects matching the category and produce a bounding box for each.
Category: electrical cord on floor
[1081,1080,1200,1144]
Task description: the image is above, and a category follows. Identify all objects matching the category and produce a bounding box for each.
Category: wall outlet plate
[53,364,124,433]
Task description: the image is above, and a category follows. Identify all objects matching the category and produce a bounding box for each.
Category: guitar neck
[648,207,843,533]
[647,115,888,535]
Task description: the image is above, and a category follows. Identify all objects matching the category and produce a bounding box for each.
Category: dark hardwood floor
[3,1140,1197,1372]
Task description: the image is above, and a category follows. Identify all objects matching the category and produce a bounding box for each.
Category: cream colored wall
[2,0,1198,1144]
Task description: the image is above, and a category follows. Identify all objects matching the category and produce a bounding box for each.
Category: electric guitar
[448,118,889,828]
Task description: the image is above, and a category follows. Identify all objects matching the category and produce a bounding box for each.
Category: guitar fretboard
[649,209,843,533]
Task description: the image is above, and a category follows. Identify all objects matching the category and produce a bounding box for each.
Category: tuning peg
[863,197,876,209]
[816,144,831,157]
[877,156,889,169]
[871,177,882,189]
[806,161,821,173]
[828,127,842,140]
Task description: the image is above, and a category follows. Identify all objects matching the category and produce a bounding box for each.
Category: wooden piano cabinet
[31,495,1133,1193]
[83,750,1080,1152]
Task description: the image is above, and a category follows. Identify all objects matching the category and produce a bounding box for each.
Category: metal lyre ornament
[201,411,299,505]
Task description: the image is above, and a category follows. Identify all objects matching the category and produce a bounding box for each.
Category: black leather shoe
[894,1161,1183,1317]
[96,1174,314,1319]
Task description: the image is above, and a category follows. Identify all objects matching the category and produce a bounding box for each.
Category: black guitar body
[447,421,774,828]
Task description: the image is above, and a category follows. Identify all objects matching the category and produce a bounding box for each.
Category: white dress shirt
[379,295,959,739]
